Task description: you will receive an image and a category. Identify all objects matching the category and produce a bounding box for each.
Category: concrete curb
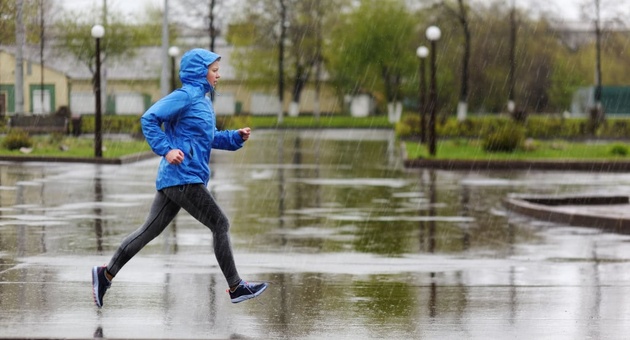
[404,158,630,172]
[400,140,630,172]
[504,194,630,233]
[0,151,157,165]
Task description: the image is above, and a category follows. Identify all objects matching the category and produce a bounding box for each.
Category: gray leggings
[106,184,241,287]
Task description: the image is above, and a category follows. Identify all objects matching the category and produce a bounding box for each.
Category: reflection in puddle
[296,178,408,188]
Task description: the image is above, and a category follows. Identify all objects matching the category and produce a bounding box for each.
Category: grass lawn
[405,139,630,161]
[0,114,393,160]
[0,135,151,158]
[4,123,630,162]
[236,115,393,129]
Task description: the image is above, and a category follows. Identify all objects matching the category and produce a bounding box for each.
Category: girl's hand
[238,127,251,141]
[165,149,184,165]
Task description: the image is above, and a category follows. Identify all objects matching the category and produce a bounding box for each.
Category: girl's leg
[107,190,180,277]
[162,184,241,287]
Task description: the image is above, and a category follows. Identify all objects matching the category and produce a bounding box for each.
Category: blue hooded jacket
[141,48,244,190]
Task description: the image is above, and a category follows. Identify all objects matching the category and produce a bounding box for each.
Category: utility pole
[594,0,602,112]
[160,0,170,97]
[208,0,217,102]
[209,0,216,51]
[39,0,45,113]
[101,0,107,114]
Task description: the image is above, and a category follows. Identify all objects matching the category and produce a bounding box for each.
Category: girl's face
[207,61,220,88]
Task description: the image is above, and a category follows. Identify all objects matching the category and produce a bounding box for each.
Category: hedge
[396,114,630,140]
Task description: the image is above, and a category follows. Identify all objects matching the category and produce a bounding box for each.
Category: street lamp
[91,24,105,158]
[416,46,429,144]
[168,46,180,92]
[426,26,441,157]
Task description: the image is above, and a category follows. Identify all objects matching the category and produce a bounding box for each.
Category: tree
[171,0,239,51]
[278,0,287,121]
[327,0,417,122]
[422,1,571,115]
[568,0,629,130]
[0,0,46,45]
[227,0,346,118]
[286,0,327,117]
[441,0,471,122]
[53,7,175,77]
[507,0,518,119]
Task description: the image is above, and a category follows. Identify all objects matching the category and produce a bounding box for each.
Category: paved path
[2,131,630,339]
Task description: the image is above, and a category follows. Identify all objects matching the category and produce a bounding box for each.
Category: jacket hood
[179,48,221,93]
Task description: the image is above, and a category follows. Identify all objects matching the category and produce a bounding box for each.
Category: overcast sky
[58,0,587,22]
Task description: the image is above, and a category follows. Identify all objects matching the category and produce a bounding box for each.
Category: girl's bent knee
[217,219,230,234]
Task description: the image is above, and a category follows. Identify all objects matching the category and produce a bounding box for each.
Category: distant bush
[395,115,420,138]
[396,114,630,140]
[3,129,33,150]
[522,138,540,152]
[610,144,629,156]
[80,115,141,134]
[601,120,630,138]
[482,125,524,152]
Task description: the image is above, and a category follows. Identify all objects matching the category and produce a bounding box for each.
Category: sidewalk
[0,150,156,165]
[2,132,630,339]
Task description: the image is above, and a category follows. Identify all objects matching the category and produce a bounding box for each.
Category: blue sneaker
[228,280,268,303]
[92,266,111,308]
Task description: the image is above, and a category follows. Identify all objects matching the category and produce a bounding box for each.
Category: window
[29,85,55,114]
[32,89,52,114]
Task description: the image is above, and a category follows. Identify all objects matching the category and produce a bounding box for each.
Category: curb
[504,194,630,233]
[0,151,157,165]
[404,159,630,172]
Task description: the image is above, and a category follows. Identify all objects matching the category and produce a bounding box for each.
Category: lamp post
[91,24,105,158]
[416,46,429,144]
[426,26,441,157]
[168,46,180,92]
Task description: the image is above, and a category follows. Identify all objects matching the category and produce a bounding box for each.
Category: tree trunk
[289,101,299,117]
[15,0,25,114]
[387,101,402,123]
[457,0,469,122]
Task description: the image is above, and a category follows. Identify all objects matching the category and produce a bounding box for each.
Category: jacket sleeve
[211,128,244,151]
[141,91,190,156]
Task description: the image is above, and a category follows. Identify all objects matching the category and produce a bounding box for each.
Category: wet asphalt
[1,130,630,339]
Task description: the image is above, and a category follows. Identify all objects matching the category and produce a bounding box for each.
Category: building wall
[0,50,70,115]
[1,49,341,117]
[217,81,341,115]
[71,77,342,116]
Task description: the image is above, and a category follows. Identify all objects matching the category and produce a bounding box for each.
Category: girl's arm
[141,91,189,156]
[212,127,249,150]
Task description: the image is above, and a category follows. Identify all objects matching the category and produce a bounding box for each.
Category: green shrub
[395,115,420,139]
[522,138,539,152]
[80,114,141,134]
[398,115,627,140]
[610,143,629,156]
[482,125,524,152]
[601,119,630,138]
[216,115,253,130]
[2,129,33,150]
[47,132,65,144]
[438,117,481,138]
